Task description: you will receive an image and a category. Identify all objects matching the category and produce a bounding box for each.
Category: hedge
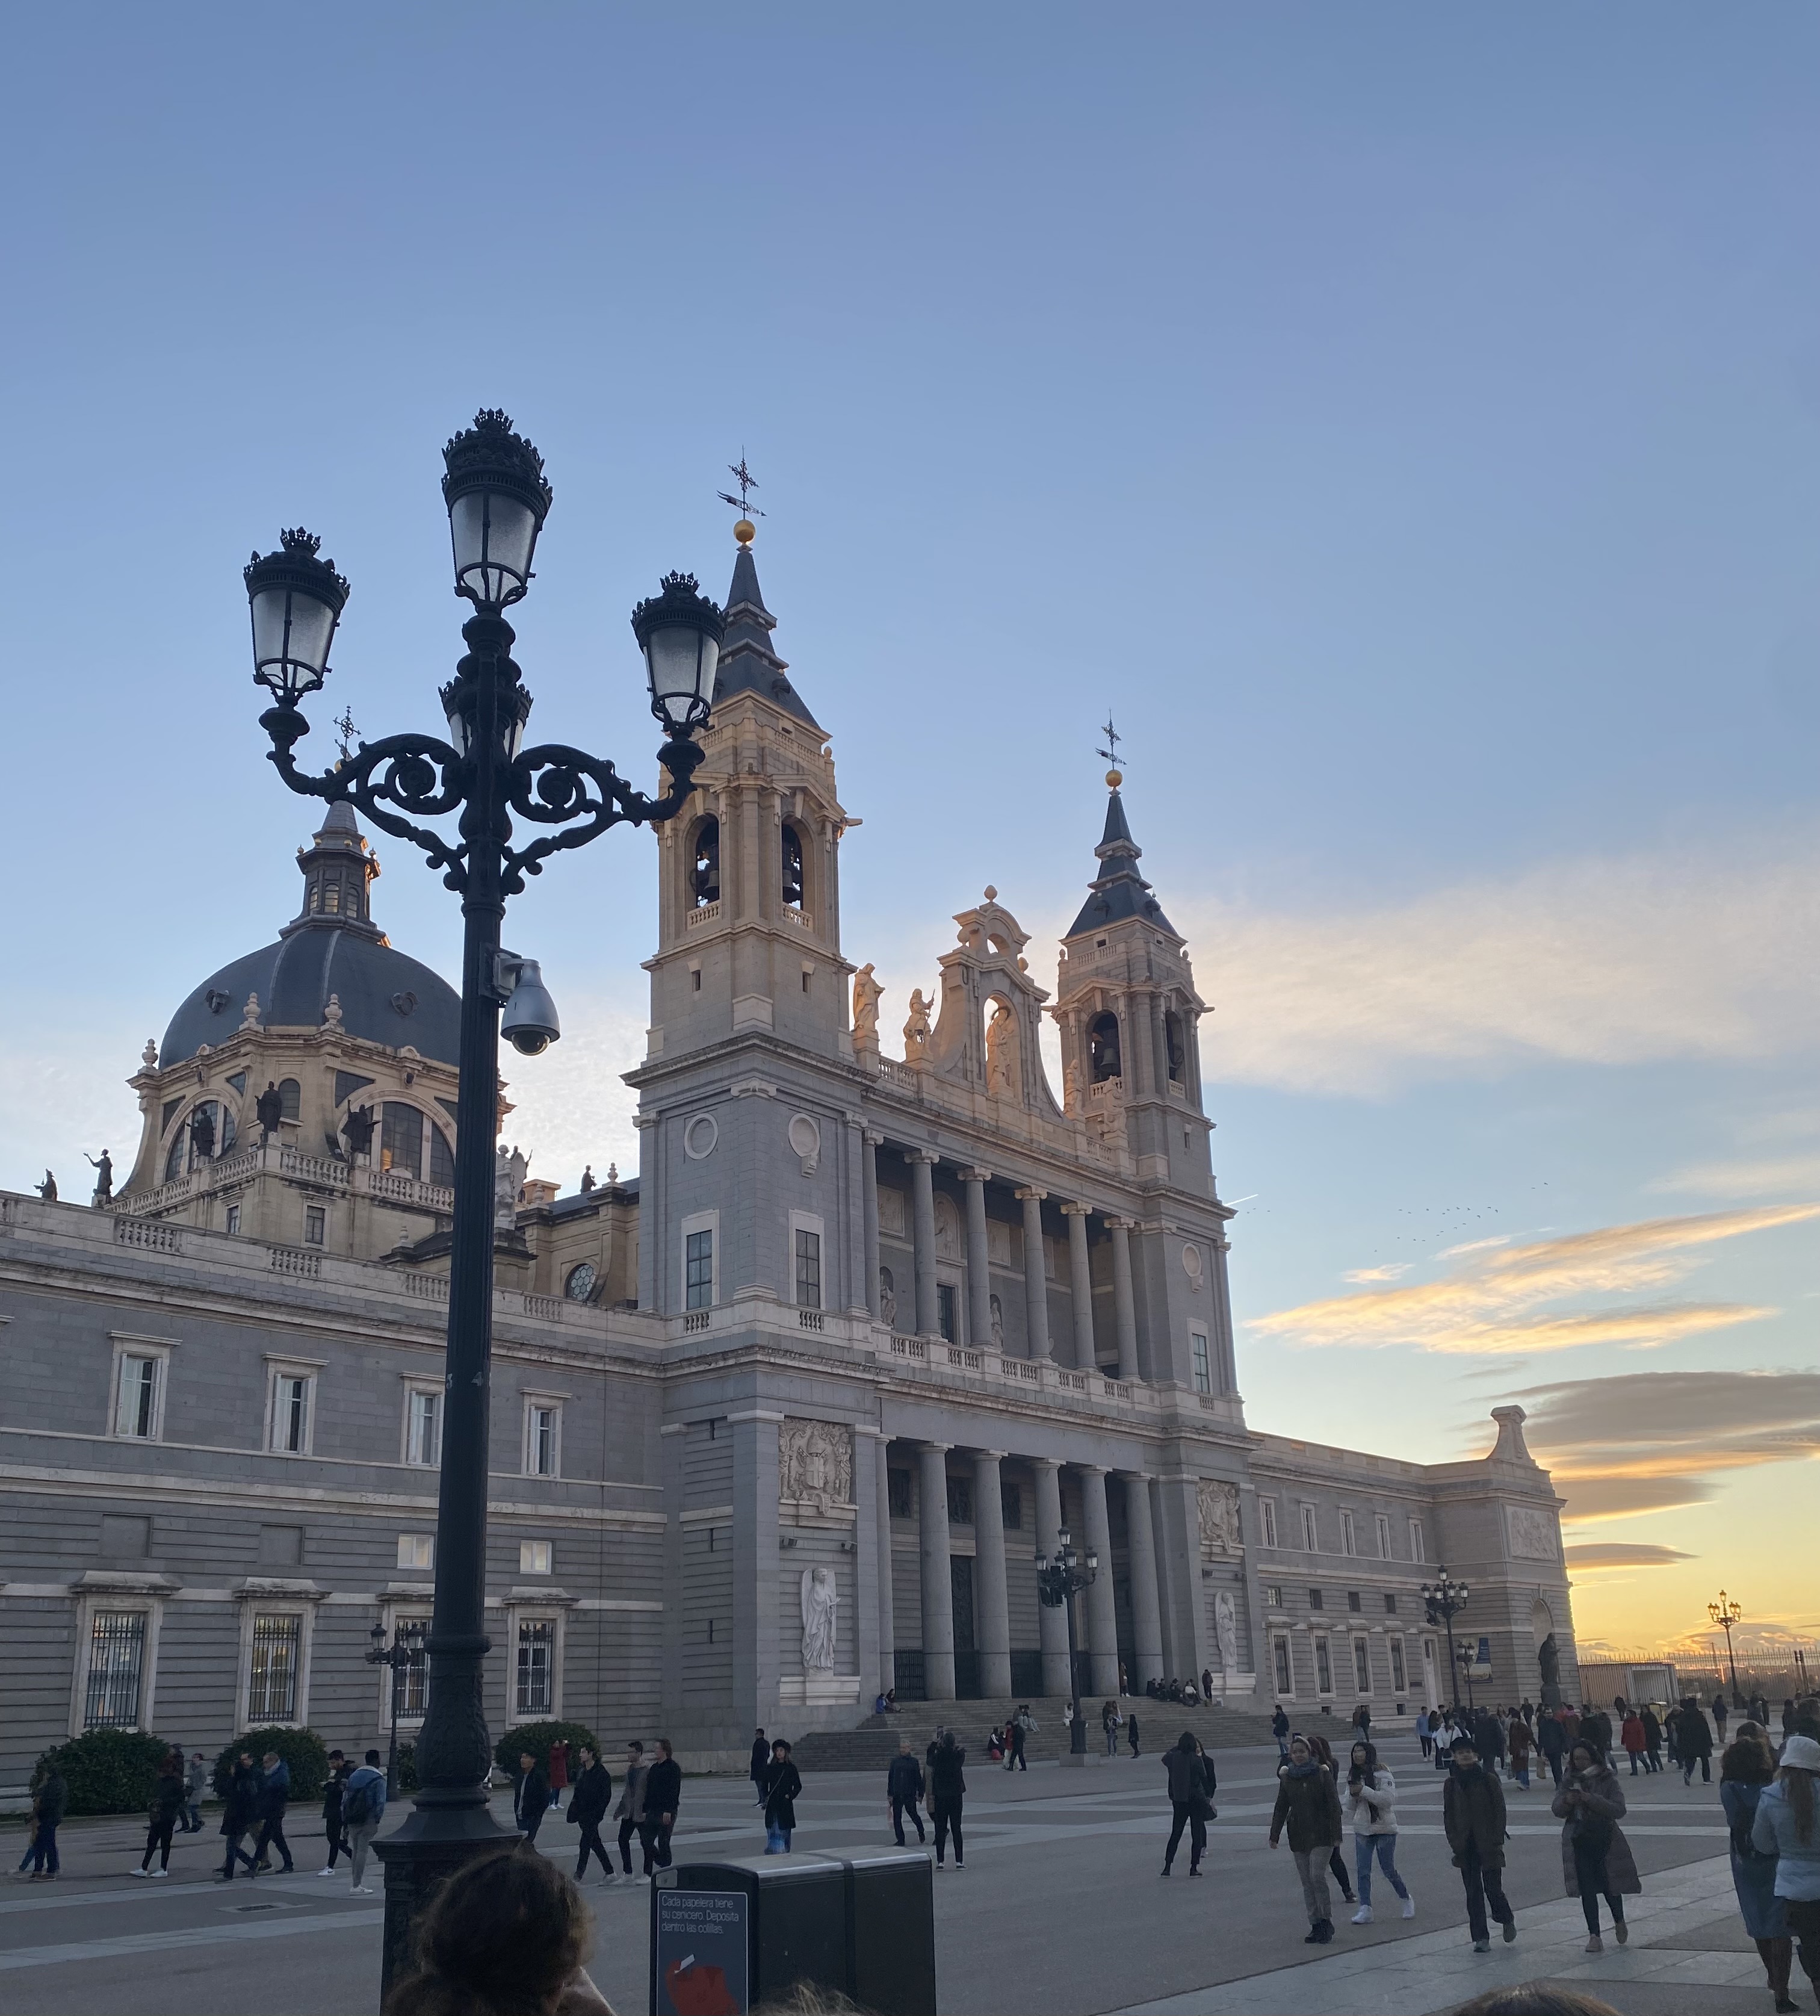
[33,1729,175,1816]
[494,1720,598,1781]
[212,1727,330,1802]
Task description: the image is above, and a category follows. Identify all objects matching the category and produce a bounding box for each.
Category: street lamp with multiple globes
[1708,1590,1744,1710]
[365,1622,417,1799]
[244,411,723,1994]
[1036,1528,1098,1758]
[1420,1568,1471,1714]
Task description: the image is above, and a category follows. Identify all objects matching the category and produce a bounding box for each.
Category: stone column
[1062,1203,1097,1371]
[854,1427,882,1705]
[1032,1457,1071,1699]
[1077,1466,1122,1697]
[1120,1471,1165,1690]
[909,1150,939,1338]
[862,1130,882,1320]
[961,1167,992,1351]
[971,1450,1012,1698]
[1107,1218,1140,1381]
[1016,1187,1050,1359]
[917,1444,955,1701]
[875,1435,895,1690]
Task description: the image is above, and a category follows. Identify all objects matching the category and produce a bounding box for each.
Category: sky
[2,4,1815,1658]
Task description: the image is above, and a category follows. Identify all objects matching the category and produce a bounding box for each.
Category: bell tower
[644,523,855,1065]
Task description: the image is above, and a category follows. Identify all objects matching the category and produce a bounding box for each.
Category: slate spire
[713,528,821,731]
[1066,771,1177,938]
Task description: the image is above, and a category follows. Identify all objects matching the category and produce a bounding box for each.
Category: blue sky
[4,4,1815,1651]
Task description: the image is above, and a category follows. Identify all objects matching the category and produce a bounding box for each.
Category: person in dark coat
[1270,1734,1343,1941]
[1537,1711,1568,1788]
[24,1765,67,1878]
[1553,1741,1642,1951]
[137,1756,188,1876]
[887,1739,926,1846]
[644,1740,682,1870]
[1579,1705,1614,1760]
[749,1728,770,1808]
[566,1743,613,1880]
[1720,1724,1794,2009]
[763,1740,802,1854]
[929,1732,967,1870]
[1679,1698,1715,1785]
[1127,1711,1141,1758]
[253,1752,294,1873]
[1641,1704,1664,1775]
[1272,1704,1291,1761]
[1162,1731,1215,1877]
[1302,1731,1357,1905]
[1444,1736,1516,1952]
[219,1753,262,1881]
[320,1752,350,1874]
[515,1751,551,1845]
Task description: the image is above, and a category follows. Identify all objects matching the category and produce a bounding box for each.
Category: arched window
[429,1124,455,1188]
[277,1079,301,1121]
[689,817,719,907]
[1165,1010,1186,1083]
[780,822,805,910]
[164,1133,185,1182]
[380,1102,424,1179]
[1088,1011,1122,1084]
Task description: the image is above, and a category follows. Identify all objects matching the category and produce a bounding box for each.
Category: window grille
[794,1229,822,1310]
[249,1614,301,1722]
[516,1619,555,1717]
[398,1618,429,1718]
[84,1611,146,1729]
[685,1230,713,1310]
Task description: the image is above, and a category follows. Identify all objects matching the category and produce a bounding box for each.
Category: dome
[159,805,462,1068]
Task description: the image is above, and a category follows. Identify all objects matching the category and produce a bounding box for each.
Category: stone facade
[0,535,1579,1800]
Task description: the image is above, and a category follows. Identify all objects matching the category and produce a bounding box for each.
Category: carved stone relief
[779,1419,853,1513]
[1198,1478,1242,1554]
[1507,1504,1558,1562]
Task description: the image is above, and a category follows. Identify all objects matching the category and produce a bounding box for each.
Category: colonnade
[864,1136,1142,1382]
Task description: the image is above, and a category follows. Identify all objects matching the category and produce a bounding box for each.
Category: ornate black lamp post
[366,1622,416,1799]
[244,411,722,1996]
[1036,1527,1098,1758]
[1707,1590,1744,1710]
[1420,1568,1471,1714]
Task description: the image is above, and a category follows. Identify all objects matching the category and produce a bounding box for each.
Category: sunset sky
[3,5,1814,1655]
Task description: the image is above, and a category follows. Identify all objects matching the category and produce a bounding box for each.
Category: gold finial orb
[734,518,756,547]
[1106,768,1122,789]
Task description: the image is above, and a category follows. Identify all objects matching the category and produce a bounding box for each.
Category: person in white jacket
[1345,1740,1415,1923]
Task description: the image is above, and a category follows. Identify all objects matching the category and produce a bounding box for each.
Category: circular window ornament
[787,1113,822,1174]
[1181,1242,1204,1289]
[684,1112,719,1161]
[565,1262,598,1302]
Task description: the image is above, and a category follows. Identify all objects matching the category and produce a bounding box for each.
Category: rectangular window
[397,1618,430,1719]
[1314,1633,1333,1694]
[519,1540,552,1575]
[304,1206,326,1245]
[525,1404,560,1478]
[269,1372,313,1455]
[685,1229,714,1310]
[1190,1332,1211,1394]
[1353,1636,1372,1693]
[1347,1590,1362,1613]
[115,1354,161,1441]
[1390,1635,1408,1693]
[1272,1634,1293,1696]
[84,1611,146,1729]
[248,1614,302,1722]
[1375,1513,1392,1559]
[1265,1583,1284,1608]
[1340,1510,1357,1556]
[397,1534,434,1571]
[516,1619,555,1717]
[936,1282,958,1342]
[406,1389,441,1467]
[1301,1504,1318,1552]
[1260,1499,1278,1549]
[887,1469,914,1520]
[225,1205,241,1236]
[1000,1481,1022,1530]
[1409,1518,1426,1565]
[946,1477,974,1525]
[1384,1593,1398,1616]
[794,1228,822,1310]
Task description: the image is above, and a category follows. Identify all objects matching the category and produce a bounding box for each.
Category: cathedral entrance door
[950,1556,979,1698]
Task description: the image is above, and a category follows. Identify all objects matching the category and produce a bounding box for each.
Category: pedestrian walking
[567,1743,613,1881]
[342,1749,386,1894]
[1680,1698,1715,1785]
[1416,1708,1432,1761]
[1103,1701,1122,1758]
[1750,1734,1820,2005]
[183,1751,209,1832]
[1621,1711,1648,1777]
[1127,1711,1141,1759]
[1304,1732,1357,1905]
[1508,1713,1533,1790]
[929,1731,966,1870]
[135,1754,187,1876]
[1270,1734,1343,1942]
[21,1764,66,1880]
[763,1740,802,1855]
[318,1751,350,1875]
[1714,1696,1729,1742]
[1642,1704,1664,1775]
[1273,1704,1292,1763]
[612,1742,649,1880]
[1444,1735,1516,1953]
[749,1728,770,1807]
[546,1738,569,1813]
[1553,1742,1640,1953]
[1160,1731,1216,1877]
[1008,1705,1033,1772]
[1345,1740,1413,1923]
[1537,1710,1567,1788]
[515,1750,551,1846]
[887,1738,926,1847]
[1434,1710,1456,1775]
[253,1751,295,1873]
[218,1752,262,1881]
[644,1740,682,1872]
[1722,1723,1797,2011]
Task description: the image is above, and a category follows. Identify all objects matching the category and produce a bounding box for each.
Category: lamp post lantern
[246,411,720,1998]
[365,1622,416,1799]
[1707,1590,1744,1710]
[1420,1568,1471,1714]
[1036,1527,1098,1758]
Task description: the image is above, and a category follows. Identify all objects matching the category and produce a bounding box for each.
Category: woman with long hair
[1723,1722,1795,2011]
[1345,1738,1413,1923]
[1552,1740,1641,1953]
[1161,1731,1213,1876]
[1751,1734,1820,2005]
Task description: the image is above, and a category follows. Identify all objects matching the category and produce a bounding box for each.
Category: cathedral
[0,526,1579,1796]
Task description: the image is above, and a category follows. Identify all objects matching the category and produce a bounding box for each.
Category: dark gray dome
[161,929,461,1067]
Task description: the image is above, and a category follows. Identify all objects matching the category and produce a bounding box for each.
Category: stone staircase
[791,1696,1278,1775]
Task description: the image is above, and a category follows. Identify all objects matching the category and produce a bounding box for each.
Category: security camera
[497,954,560,1057]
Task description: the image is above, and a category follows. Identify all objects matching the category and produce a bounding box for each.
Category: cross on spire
[1097,715,1124,773]
[717,454,766,521]
[333,705,359,764]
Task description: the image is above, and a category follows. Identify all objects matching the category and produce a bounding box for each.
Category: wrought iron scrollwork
[503,738,705,893]
[264,709,469,886]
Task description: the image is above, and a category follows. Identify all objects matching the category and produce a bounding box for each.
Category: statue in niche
[85,1150,113,1205]
[188,1105,216,1162]
[36,1170,57,1202]
[779,1419,853,1513]
[1215,1590,1239,1674]
[1197,1478,1241,1554]
[903,990,932,1061]
[342,1103,377,1162]
[1062,1058,1080,1115]
[878,1267,896,1328]
[800,1566,838,1673]
[256,1082,285,1141]
[852,964,882,1044]
[989,1294,1004,1348]
[985,1000,1018,1096]
[494,1144,527,1229]
[1538,1633,1560,1686]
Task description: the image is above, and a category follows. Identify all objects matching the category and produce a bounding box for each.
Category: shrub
[494,1720,598,1781]
[33,1728,175,1816]
[395,1741,418,1794]
[212,1726,330,1802]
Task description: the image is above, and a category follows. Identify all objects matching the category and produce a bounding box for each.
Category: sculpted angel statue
[800,1566,838,1673]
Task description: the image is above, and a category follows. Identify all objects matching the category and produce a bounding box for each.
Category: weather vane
[1097,715,1124,774]
[717,454,766,522]
[333,705,359,765]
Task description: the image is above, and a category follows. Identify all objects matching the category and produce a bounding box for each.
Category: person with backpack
[887,1738,926,1846]
[565,1743,613,1881]
[1270,1734,1343,1942]
[644,1740,682,1872]
[135,1754,188,1876]
[1345,1739,1413,1923]
[762,1739,802,1854]
[929,1731,967,1870]
[1553,1739,1641,1953]
[342,1749,387,1895]
[1722,1722,1795,2010]
[253,1751,295,1874]
[1161,1731,1215,1878]
[611,1742,649,1881]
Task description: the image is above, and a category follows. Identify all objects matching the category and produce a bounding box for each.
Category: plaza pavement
[1,1732,1759,2015]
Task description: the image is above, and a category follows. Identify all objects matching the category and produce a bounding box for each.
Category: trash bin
[652,1851,934,2015]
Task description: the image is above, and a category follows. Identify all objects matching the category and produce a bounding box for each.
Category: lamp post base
[372,1797,519,2000]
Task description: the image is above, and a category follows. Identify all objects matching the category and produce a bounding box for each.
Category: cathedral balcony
[111,1140,456,1221]
[684,899,721,930]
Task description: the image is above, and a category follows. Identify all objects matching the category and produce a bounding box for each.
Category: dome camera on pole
[497,952,560,1056]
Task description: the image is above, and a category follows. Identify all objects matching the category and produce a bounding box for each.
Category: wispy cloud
[1651,1154,1820,1200]
[1251,1206,1818,1356]
[1343,1264,1411,1283]
[1175,831,1820,1096]
[1564,1543,1695,1571]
